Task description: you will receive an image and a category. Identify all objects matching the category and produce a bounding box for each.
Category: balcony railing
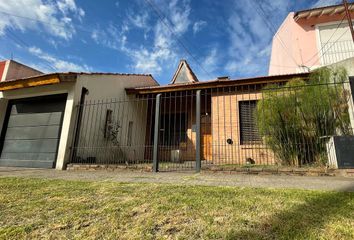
[321,40,354,65]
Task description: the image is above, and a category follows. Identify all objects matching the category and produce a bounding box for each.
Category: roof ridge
[66,72,153,77]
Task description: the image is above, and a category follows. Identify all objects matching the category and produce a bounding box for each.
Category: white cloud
[193,47,220,80]
[224,0,288,76]
[0,0,84,40]
[57,0,84,17]
[225,61,238,73]
[124,0,192,75]
[311,0,341,8]
[91,22,128,51]
[47,39,59,49]
[193,20,207,34]
[28,46,92,72]
[128,12,149,29]
[202,48,219,73]
[168,0,191,34]
[87,0,192,75]
[127,47,168,73]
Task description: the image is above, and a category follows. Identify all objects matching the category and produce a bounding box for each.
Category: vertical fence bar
[348,77,354,132]
[153,94,161,172]
[196,90,201,172]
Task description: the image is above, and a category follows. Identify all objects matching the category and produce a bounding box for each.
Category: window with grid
[239,100,261,145]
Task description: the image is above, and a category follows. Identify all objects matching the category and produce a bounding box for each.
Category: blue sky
[0,0,344,84]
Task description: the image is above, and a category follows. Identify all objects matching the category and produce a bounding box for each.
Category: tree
[256,67,351,166]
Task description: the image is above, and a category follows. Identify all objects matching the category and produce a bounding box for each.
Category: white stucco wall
[72,74,156,164]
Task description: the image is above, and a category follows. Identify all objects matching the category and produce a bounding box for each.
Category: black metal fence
[71,95,156,167]
[69,77,354,171]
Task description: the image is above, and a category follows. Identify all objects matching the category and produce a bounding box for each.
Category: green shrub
[256,67,351,166]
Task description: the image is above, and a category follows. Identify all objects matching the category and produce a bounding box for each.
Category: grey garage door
[0,94,67,168]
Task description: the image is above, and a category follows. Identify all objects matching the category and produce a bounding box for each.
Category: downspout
[70,87,89,163]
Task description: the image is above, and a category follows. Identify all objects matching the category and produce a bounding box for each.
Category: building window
[127,121,133,146]
[239,100,261,145]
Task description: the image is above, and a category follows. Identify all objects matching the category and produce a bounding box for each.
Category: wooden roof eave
[0,73,77,91]
[294,3,353,21]
[126,73,310,95]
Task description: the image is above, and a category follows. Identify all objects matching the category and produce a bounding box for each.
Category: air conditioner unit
[326,136,354,169]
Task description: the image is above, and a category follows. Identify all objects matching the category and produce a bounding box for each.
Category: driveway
[0,167,353,192]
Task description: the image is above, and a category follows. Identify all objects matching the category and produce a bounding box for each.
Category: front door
[201,114,212,161]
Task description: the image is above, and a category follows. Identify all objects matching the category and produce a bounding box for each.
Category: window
[239,100,261,145]
[127,121,133,146]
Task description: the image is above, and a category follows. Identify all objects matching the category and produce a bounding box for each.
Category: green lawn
[0,177,353,239]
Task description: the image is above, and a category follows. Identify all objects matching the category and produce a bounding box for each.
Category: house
[63,59,354,171]
[122,60,312,170]
[0,59,42,81]
[0,70,158,169]
[269,2,354,75]
[1,58,352,171]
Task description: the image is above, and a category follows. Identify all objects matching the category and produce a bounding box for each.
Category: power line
[1,7,212,78]
[143,0,213,79]
[0,10,93,35]
[343,0,354,42]
[309,27,351,68]
[143,0,208,63]
[250,0,300,69]
[269,63,304,69]
[304,14,347,66]
[5,28,57,72]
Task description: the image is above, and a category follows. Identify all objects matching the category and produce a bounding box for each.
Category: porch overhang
[0,73,77,91]
[294,3,354,21]
[126,72,310,95]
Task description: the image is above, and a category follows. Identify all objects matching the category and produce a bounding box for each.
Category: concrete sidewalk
[0,167,353,192]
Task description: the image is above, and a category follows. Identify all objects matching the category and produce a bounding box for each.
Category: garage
[0,94,67,168]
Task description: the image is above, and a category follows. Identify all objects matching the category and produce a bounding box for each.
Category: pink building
[269,3,354,75]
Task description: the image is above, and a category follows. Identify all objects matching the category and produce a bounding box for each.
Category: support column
[56,88,77,170]
[153,94,161,172]
[196,90,201,172]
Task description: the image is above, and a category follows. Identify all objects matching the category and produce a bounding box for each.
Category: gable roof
[170,59,199,84]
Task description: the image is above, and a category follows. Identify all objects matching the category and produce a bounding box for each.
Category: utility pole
[343,0,354,43]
